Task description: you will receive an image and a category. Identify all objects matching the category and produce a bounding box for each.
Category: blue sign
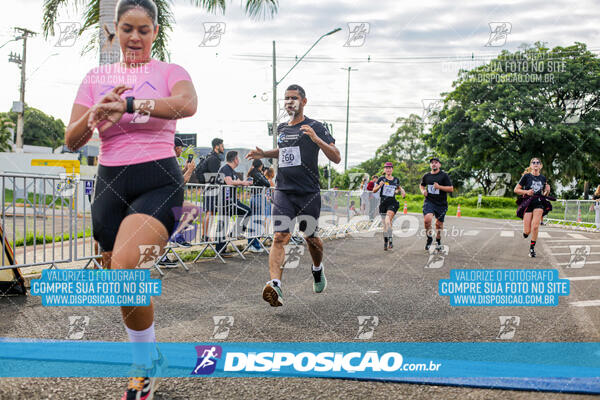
[84,181,94,195]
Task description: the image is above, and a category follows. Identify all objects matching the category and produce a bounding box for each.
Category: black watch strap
[126,96,135,114]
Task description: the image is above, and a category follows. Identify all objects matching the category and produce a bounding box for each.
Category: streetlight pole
[271,28,341,169]
[342,67,358,172]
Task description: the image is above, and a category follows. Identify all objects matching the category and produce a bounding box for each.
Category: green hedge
[401,194,516,208]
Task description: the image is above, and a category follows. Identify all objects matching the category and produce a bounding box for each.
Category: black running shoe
[529,248,536,258]
[388,240,393,249]
[121,376,156,400]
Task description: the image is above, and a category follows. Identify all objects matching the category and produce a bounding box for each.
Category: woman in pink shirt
[66,0,197,398]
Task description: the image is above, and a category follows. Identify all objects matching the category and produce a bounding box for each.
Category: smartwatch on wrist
[126,96,135,114]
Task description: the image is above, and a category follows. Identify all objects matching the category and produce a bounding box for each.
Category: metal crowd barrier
[0,173,382,275]
[545,199,600,231]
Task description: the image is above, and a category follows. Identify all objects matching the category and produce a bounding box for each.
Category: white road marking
[565,276,600,281]
[500,231,514,237]
[463,230,480,236]
[570,300,600,307]
[568,233,589,239]
[549,245,600,248]
[548,239,599,243]
[558,261,600,266]
[551,252,600,256]
[538,232,552,238]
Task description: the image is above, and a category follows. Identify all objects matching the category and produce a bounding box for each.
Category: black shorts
[423,200,448,223]
[379,198,400,214]
[272,190,321,237]
[525,197,544,213]
[91,157,184,251]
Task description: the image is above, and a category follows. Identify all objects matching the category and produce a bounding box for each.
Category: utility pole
[342,67,358,172]
[272,41,278,168]
[9,27,37,150]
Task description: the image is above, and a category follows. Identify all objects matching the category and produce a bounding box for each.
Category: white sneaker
[248,247,264,253]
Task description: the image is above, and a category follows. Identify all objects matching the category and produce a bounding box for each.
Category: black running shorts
[422,200,448,223]
[91,157,184,251]
[272,190,321,237]
[379,198,400,214]
[525,197,544,213]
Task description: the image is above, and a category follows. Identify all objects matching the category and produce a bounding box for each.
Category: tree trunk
[99,0,120,65]
[583,180,589,199]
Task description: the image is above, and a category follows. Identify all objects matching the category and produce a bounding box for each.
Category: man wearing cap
[174,137,196,184]
[372,162,405,251]
[420,157,453,251]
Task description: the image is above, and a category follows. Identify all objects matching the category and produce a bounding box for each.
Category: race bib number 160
[279,146,301,168]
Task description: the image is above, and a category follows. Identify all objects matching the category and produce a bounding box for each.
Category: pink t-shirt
[74,59,192,166]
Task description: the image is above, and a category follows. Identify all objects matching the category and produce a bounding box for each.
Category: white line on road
[558,261,600,266]
[551,252,600,256]
[500,231,514,237]
[549,245,600,248]
[570,300,600,307]
[538,232,552,238]
[548,240,599,243]
[568,233,590,239]
[463,230,480,236]
[565,276,600,281]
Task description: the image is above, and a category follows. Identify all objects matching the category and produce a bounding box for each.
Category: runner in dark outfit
[246,84,341,307]
[371,162,405,251]
[514,157,551,258]
[420,157,453,251]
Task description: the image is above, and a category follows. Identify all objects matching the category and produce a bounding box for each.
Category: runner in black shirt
[514,157,551,257]
[372,162,405,251]
[420,157,453,251]
[246,84,341,307]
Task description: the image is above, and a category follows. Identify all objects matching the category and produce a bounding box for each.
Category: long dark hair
[248,159,263,177]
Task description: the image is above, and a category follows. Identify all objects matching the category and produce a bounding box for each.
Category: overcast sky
[1,0,599,169]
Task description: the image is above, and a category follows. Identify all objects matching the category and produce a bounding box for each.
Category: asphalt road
[0,215,599,399]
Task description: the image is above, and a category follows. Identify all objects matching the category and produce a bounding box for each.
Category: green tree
[0,116,15,152]
[42,0,278,63]
[1,106,65,149]
[426,42,600,196]
[359,114,430,193]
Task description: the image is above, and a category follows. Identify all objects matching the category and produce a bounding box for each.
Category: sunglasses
[531,161,541,164]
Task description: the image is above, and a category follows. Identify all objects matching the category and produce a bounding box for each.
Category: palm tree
[42,0,278,65]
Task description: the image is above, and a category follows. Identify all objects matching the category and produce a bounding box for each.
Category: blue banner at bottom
[0,341,598,382]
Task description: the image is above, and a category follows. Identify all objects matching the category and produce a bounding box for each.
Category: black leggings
[91,157,184,251]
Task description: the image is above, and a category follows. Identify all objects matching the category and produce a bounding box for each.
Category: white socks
[312,264,323,272]
[125,322,158,368]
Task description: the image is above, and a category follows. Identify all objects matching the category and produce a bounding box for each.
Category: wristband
[126,96,135,114]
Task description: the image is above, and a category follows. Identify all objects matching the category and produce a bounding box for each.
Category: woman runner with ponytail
[514,157,552,258]
[66,1,197,398]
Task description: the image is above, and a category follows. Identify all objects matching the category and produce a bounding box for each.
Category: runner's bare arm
[433,182,453,192]
[420,185,427,196]
[514,183,533,196]
[543,183,551,196]
[66,84,129,150]
[88,81,197,132]
[246,147,279,160]
[301,125,341,164]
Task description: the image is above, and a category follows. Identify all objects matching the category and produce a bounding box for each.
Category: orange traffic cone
[403,202,408,214]
[577,208,582,223]
[456,204,462,218]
